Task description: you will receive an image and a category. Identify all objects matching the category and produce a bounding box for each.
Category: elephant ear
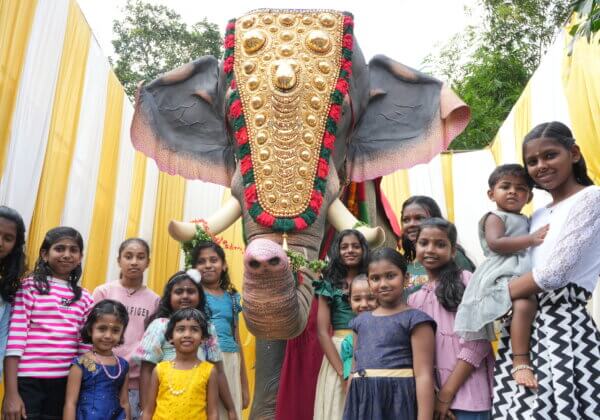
[131,55,235,186]
[346,55,469,182]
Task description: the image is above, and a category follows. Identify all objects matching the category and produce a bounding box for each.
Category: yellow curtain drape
[562,33,600,185]
[125,151,148,238]
[0,0,38,180]
[440,153,455,222]
[26,0,90,263]
[146,172,186,292]
[82,71,124,290]
[218,189,254,420]
[489,133,502,166]
[380,169,411,225]
[512,82,533,216]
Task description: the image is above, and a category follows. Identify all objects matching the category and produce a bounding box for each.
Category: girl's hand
[227,408,238,420]
[434,395,456,420]
[2,391,27,420]
[529,224,549,246]
[242,386,250,409]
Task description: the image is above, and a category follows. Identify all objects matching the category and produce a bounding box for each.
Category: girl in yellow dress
[142,308,218,420]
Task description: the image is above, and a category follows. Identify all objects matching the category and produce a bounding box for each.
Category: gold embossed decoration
[224,10,354,232]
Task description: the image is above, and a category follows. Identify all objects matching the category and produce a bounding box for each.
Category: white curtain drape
[0,0,69,226]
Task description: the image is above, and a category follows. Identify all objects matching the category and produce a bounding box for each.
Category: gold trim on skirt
[333,329,352,338]
[351,368,414,378]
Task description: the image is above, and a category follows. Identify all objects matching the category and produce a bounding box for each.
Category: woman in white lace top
[491,121,600,419]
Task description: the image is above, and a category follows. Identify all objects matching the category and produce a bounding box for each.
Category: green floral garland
[181,224,213,269]
[286,249,327,274]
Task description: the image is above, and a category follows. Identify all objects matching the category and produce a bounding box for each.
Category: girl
[137,270,236,419]
[3,227,94,420]
[93,238,160,419]
[0,206,26,376]
[142,308,218,420]
[339,274,378,381]
[192,241,249,419]
[399,196,475,293]
[492,122,600,418]
[313,229,369,420]
[408,218,494,420]
[343,248,436,420]
[455,164,548,388]
[64,300,131,420]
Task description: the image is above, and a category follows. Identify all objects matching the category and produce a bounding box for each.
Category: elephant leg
[250,339,286,420]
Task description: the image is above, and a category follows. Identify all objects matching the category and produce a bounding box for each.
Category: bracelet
[511,353,530,358]
[436,394,452,404]
[510,364,534,375]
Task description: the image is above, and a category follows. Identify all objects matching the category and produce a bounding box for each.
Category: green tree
[426,0,571,150]
[111,0,222,98]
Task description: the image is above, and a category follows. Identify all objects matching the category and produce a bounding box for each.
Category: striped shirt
[6,277,94,378]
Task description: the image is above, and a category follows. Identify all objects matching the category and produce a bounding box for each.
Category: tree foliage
[568,0,600,52]
[426,0,571,150]
[111,0,222,98]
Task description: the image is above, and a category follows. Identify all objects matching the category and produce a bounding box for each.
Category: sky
[77,0,482,75]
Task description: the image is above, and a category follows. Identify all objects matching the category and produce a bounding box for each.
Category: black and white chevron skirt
[492,283,600,419]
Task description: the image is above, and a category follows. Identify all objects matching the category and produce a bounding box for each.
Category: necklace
[92,351,122,380]
[123,283,143,297]
[166,361,199,396]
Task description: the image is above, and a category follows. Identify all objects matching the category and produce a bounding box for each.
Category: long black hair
[32,227,84,305]
[81,299,129,345]
[522,121,594,188]
[416,218,465,312]
[0,206,26,302]
[146,270,211,327]
[191,241,237,293]
[400,196,443,262]
[322,229,369,290]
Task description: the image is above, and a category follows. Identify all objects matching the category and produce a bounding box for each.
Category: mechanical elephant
[131,9,469,418]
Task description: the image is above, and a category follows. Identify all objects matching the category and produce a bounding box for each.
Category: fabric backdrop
[1,1,599,414]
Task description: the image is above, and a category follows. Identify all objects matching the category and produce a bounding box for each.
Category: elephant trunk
[242,238,310,339]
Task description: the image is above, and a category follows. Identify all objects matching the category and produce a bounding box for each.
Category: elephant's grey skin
[131,11,469,419]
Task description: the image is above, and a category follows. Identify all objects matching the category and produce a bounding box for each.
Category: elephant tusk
[327,198,386,247]
[168,196,243,241]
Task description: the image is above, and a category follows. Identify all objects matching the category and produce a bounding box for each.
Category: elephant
[131,9,469,418]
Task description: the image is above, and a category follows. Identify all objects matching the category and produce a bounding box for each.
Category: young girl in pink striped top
[2,227,94,420]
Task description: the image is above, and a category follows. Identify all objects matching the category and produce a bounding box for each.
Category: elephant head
[131,9,469,340]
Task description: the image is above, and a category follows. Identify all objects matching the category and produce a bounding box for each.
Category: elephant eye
[268,257,281,266]
[249,260,261,269]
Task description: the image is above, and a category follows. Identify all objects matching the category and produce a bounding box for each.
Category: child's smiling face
[171,318,203,353]
[350,278,378,313]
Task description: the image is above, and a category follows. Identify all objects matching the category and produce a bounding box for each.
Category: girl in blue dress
[64,300,131,420]
[192,241,249,420]
[343,248,436,420]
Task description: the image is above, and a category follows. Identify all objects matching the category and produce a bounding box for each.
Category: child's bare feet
[512,365,538,389]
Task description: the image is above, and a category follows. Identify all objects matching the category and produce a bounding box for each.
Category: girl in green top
[399,196,475,295]
[313,229,370,420]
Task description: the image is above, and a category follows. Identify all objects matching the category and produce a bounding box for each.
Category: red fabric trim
[374,177,401,237]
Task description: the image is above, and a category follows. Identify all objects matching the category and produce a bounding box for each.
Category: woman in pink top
[3,227,94,420]
[408,218,493,420]
[93,238,160,420]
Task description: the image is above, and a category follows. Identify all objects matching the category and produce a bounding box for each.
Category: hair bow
[186,268,202,284]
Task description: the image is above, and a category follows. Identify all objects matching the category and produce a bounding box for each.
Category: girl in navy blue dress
[343,248,436,420]
[64,300,131,420]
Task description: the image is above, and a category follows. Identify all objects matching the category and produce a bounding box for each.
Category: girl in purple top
[408,218,494,420]
[343,248,436,420]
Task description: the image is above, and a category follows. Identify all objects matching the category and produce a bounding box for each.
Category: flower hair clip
[186,269,202,284]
